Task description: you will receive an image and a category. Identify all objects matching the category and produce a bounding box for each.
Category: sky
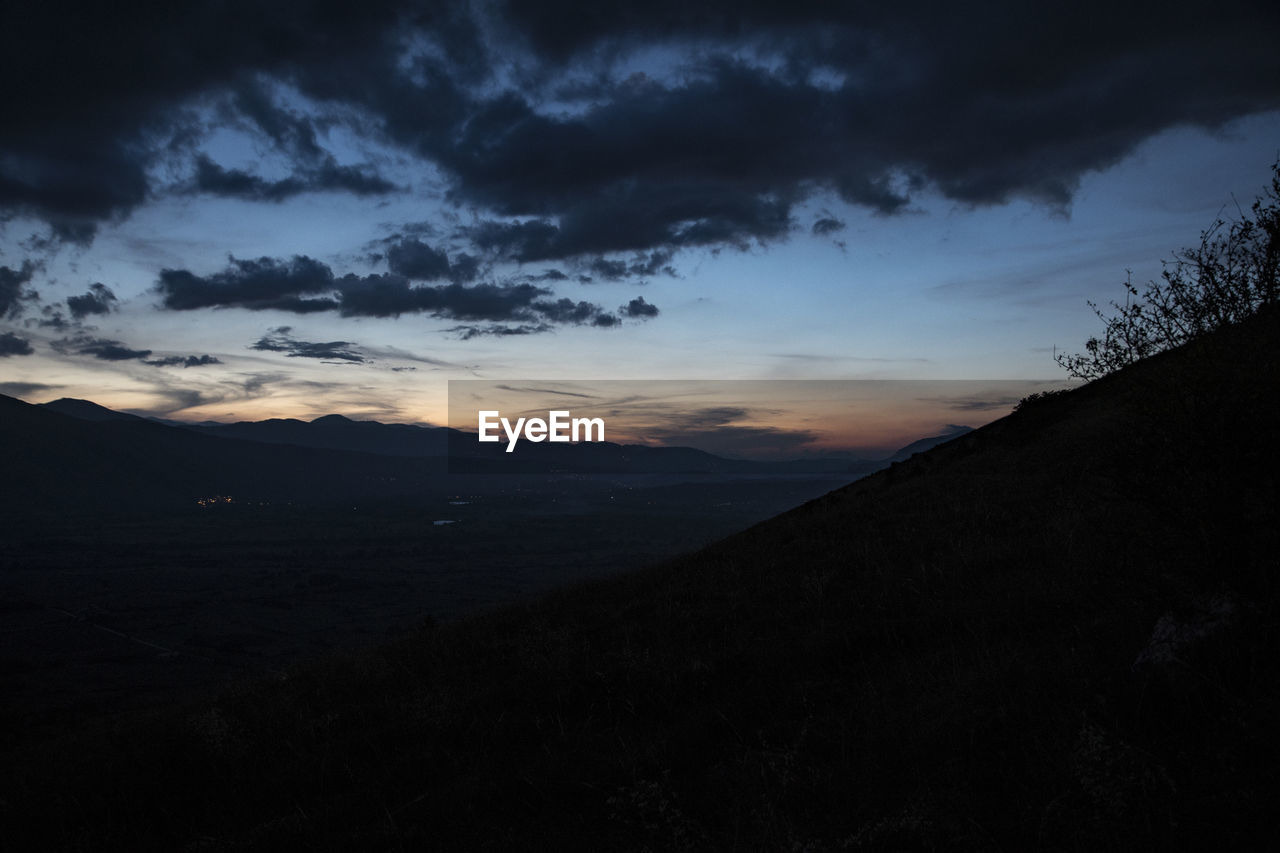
[2,0,1278,439]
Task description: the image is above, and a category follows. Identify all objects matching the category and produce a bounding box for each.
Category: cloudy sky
[1,0,1278,429]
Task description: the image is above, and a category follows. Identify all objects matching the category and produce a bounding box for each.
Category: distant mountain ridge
[39,397,148,423]
[5,395,444,516]
[37,399,973,474]
[179,412,450,458]
[7,393,918,516]
[888,424,974,461]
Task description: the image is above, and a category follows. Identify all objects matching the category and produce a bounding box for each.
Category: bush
[1013,389,1067,413]
[1058,161,1279,381]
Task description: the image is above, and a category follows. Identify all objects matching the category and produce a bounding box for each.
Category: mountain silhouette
[1,395,444,516]
[39,397,148,422]
[19,397,964,482]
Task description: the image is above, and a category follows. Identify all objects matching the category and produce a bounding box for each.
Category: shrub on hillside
[1058,161,1279,381]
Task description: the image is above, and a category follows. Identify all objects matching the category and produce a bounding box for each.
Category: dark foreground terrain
[0,474,848,723]
[2,311,1278,850]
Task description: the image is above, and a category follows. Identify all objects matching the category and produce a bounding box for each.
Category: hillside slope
[3,310,1278,850]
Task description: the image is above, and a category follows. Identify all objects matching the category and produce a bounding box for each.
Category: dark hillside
[2,310,1278,850]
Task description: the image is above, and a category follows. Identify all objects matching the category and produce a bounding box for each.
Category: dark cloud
[0,331,34,356]
[0,380,59,396]
[462,184,794,263]
[156,255,338,311]
[0,1,414,242]
[635,405,821,458]
[66,283,118,319]
[149,386,216,415]
[240,372,287,396]
[155,255,618,330]
[920,394,1024,412]
[811,217,845,236]
[449,253,481,283]
[621,296,659,318]
[385,239,453,281]
[589,258,627,280]
[52,334,152,361]
[190,155,396,202]
[495,384,599,399]
[445,323,550,340]
[373,235,481,285]
[37,307,70,330]
[337,274,557,321]
[357,344,456,367]
[1,0,1276,268]
[468,219,560,261]
[429,2,1280,259]
[629,250,676,278]
[84,342,153,361]
[0,263,36,318]
[144,354,223,368]
[660,406,751,431]
[229,78,326,163]
[251,327,365,362]
[530,297,605,325]
[586,250,675,281]
[497,3,1280,202]
[191,158,287,200]
[834,174,912,216]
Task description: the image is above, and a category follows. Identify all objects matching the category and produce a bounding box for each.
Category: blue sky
[2,2,1277,435]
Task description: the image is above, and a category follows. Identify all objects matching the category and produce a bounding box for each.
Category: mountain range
[3,396,972,515]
